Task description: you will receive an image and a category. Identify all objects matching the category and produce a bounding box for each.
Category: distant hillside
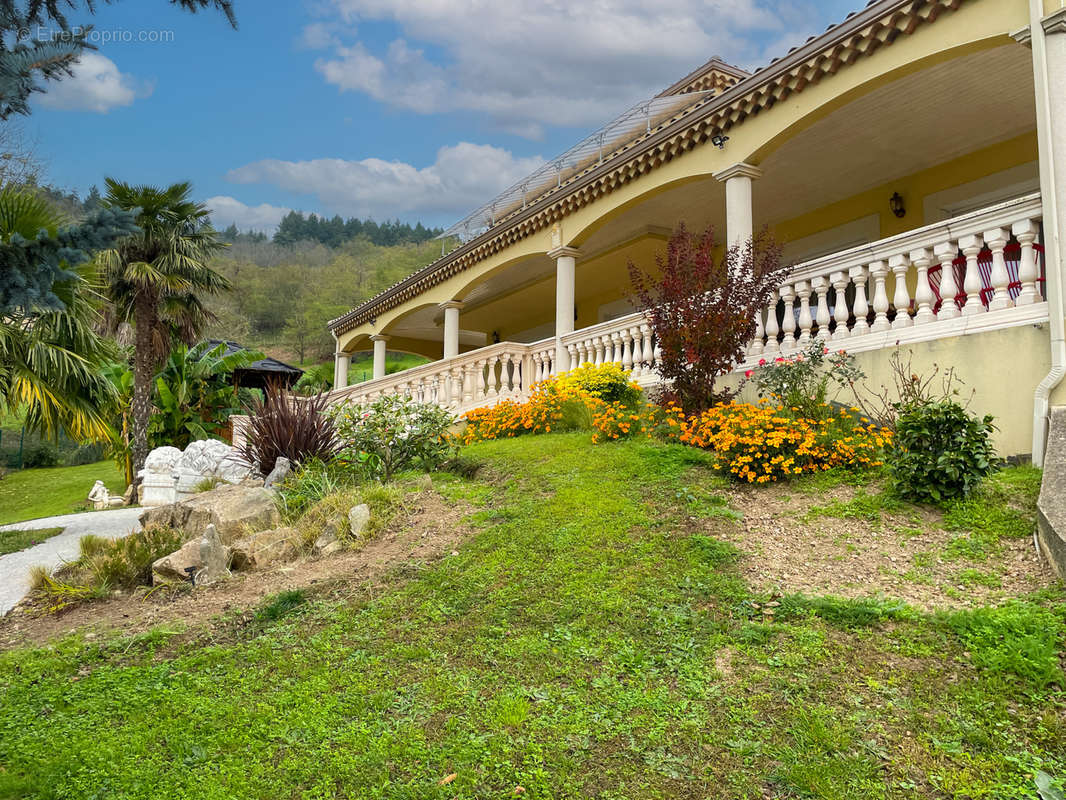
[204,235,447,366]
[271,212,443,248]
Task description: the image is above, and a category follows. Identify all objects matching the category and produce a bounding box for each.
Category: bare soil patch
[716,483,1055,611]
[0,490,474,651]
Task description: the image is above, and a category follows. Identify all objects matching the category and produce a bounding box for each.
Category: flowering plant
[331,394,455,480]
[462,365,645,444]
[675,401,890,483]
[748,340,865,420]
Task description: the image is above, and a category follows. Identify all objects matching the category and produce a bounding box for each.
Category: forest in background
[205,231,444,367]
[23,181,448,370]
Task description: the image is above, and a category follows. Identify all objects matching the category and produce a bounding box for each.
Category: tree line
[271,211,443,248]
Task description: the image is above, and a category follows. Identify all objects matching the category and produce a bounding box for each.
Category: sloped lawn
[0,435,1063,799]
[0,461,125,526]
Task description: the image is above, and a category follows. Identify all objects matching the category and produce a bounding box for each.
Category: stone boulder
[231,527,300,570]
[314,517,345,556]
[139,483,280,544]
[152,523,232,585]
[348,504,371,538]
[152,538,200,584]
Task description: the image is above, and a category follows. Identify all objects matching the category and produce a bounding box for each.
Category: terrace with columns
[325,0,1066,460]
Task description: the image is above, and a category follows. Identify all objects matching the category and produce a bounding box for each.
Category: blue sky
[23,0,858,232]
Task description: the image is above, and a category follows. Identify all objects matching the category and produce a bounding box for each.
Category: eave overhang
[329,0,967,337]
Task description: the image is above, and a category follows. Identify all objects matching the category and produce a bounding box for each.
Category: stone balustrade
[750,192,1046,361]
[324,194,1046,416]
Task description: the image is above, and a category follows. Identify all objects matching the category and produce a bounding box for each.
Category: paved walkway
[0,508,142,616]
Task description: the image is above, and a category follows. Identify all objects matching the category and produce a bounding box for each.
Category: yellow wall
[717,323,1053,458]
[769,132,1038,246]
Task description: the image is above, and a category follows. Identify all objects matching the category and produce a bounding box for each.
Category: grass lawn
[0,435,1063,798]
[0,527,64,556]
[0,461,125,526]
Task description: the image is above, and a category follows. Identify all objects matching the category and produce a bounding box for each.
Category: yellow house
[325,0,1066,465]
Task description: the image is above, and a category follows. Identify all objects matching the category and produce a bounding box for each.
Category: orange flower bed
[675,401,891,483]
[462,369,890,485]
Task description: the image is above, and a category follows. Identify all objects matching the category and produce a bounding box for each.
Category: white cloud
[37,53,151,113]
[205,196,293,232]
[307,0,830,136]
[225,142,544,220]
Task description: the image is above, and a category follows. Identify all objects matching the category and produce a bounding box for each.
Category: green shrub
[331,394,455,481]
[21,442,59,468]
[888,400,997,503]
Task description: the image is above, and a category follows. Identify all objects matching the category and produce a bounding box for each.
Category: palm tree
[97,180,230,473]
[0,187,119,442]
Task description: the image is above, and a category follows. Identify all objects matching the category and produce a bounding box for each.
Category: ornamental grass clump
[236,383,340,475]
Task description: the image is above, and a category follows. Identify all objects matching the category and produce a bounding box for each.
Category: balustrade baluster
[889,253,912,329]
[750,306,765,356]
[848,265,869,336]
[612,332,624,365]
[628,327,643,378]
[1013,219,1041,305]
[911,248,935,325]
[932,241,960,319]
[812,276,831,341]
[795,280,813,344]
[959,234,986,315]
[779,284,797,351]
[763,298,780,354]
[593,337,604,366]
[641,324,654,371]
[621,330,633,370]
[830,271,850,340]
[449,367,462,408]
[984,228,1012,311]
[869,261,890,331]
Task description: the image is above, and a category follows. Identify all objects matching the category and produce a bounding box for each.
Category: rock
[175,439,253,500]
[139,483,280,544]
[122,484,136,506]
[231,527,299,570]
[152,539,201,584]
[314,518,344,556]
[197,524,231,585]
[348,504,371,538]
[263,457,291,490]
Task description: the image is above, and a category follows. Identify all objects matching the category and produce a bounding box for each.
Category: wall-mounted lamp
[492,330,500,344]
[711,134,730,150]
[889,192,906,219]
[369,317,377,326]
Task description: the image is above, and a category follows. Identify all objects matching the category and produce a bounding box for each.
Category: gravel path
[0,508,142,616]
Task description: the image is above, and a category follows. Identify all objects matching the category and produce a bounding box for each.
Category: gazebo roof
[204,340,304,379]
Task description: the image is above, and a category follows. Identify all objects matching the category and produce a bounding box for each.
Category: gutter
[1028,0,1066,466]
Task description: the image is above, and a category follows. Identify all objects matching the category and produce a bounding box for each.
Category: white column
[439,301,463,360]
[549,245,580,373]
[333,350,350,390]
[370,334,389,380]
[713,162,763,248]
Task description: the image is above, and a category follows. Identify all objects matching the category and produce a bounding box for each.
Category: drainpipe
[1029,0,1066,466]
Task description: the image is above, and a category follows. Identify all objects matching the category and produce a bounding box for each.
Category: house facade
[325,0,1066,465]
